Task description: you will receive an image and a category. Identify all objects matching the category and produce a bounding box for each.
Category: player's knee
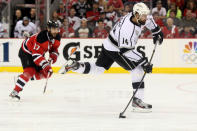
[23,67,36,79]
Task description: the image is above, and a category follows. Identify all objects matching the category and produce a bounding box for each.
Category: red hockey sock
[14,67,36,93]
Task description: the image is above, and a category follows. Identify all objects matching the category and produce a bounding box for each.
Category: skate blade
[132,107,152,113]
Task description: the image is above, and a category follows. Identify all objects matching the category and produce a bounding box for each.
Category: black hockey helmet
[47,20,59,28]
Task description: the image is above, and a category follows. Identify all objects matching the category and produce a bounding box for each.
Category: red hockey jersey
[21,30,61,66]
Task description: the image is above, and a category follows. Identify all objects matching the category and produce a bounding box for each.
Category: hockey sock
[14,67,36,93]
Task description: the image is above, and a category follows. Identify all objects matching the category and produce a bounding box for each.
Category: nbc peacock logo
[182,41,197,64]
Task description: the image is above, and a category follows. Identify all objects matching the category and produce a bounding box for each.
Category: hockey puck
[119,113,126,118]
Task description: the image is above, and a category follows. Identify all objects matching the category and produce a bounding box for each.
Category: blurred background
[0,0,197,39]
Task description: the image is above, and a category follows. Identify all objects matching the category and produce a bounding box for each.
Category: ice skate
[59,60,80,74]
[132,97,152,113]
[9,90,20,100]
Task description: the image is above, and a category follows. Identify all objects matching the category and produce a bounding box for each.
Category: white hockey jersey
[14,20,37,38]
[103,12,158,62]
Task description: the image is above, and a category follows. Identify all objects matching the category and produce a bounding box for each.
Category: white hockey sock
[133,88,144,100]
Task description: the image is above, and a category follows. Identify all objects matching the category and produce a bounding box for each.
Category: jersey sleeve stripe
[150,18,157,28]
[118,16,128,46]
[22,38,32,54]
[51,52,59,56]
[129,25,135,47]
[33,55,42,63]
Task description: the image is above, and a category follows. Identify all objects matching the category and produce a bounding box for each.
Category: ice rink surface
[0,72,197,131]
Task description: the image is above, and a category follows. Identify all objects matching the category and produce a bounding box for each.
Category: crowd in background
[1,0,197,38]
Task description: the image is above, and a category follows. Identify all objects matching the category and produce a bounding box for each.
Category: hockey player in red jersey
[9,20,61,100]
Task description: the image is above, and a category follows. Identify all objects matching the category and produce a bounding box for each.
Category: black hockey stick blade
[119,112,126,118]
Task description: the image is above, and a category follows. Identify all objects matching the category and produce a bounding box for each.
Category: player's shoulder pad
[36,30,49,43]
[16,20,23,26]
[29,22,36,27]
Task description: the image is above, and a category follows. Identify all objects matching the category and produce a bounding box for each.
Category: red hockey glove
[41,62,53,78]
[49,52,59,64]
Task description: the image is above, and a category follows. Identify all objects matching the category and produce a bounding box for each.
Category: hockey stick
[58,47,78,74]
[43,72,50,94]
[43,60,52,94]
[43,47,77,93]
[119,43,158,118]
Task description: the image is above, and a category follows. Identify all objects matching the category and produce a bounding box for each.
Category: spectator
[29,8,36,24]
[51,11,62,27]
[60,18,75,38]
[11,9,22,37]
[75,18,92,38]
[183,0,197,18]
[68,8,81,31]
[14,9,22,23]
[106,5,119,25]
[124,3,131,12]
[98,0,107,12]
[152,12,164,27]
[14,16,36,38]
[57,2,66,21]
[86,2,100,22]
[98,11,112,31]
[86,2,100,30]
[152,0,167,19]
[162,18,179,38]
[169,0,185,10]
[93,19,108,38]
[72,0,91,18]
[167,10,181,27]
[180,10,196,32]
[29,8,41,34]
[107,0,124,13]
[179,26,194,38]
[166,2,182,19]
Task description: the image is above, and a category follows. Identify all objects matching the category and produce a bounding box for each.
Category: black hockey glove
[152,26,163,45]
[138,57,153,73]
[142,62,153,73]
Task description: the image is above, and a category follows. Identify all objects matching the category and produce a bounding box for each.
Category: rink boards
[0,38,197,73]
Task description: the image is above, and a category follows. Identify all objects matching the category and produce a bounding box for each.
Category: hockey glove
[142,62,153,73]
[152,26,163,45]
[138,57,153,73]
[41,61,53,78]
[49,52,59,64]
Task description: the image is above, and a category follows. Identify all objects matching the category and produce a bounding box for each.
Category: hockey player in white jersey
[60,2,163,112]
[14,16,37,38]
